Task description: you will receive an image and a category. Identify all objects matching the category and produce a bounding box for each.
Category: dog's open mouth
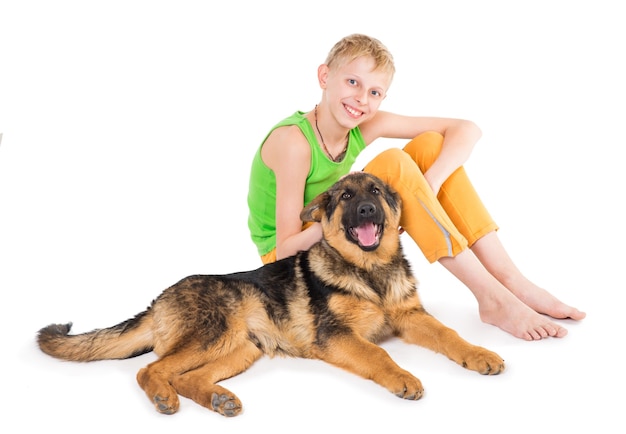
[348,222,382,250]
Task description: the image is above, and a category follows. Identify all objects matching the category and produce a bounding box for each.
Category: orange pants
[261,131,497,265]
[363,131,498,263]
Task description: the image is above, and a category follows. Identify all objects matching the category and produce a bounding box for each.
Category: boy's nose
[355,90,368,104]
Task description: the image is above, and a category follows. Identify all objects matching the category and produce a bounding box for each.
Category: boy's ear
[317,64,329,89]
[300,193,328,223]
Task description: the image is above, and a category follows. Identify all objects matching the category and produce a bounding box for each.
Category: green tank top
[247,111,367,256]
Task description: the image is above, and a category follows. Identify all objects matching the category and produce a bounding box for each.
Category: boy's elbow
[460,119,482,141]
[464,120,483,139]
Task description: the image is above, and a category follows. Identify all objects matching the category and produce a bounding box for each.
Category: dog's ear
[300,192,329,223]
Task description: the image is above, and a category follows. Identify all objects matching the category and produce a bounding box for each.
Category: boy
[247,34,585,341]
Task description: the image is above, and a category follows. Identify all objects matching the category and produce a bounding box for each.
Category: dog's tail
[37,310,154,362]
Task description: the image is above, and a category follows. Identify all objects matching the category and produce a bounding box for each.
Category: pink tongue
[356,222,377,246]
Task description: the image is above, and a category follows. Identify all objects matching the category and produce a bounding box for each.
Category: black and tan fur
[37,172,504,417]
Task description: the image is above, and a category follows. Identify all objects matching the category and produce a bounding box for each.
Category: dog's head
[301,172,402,269]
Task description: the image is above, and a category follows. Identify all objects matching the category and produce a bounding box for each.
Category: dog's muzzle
[347,201,383,251]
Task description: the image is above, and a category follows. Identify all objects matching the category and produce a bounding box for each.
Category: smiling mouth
[344,104,363,118]
[348,221,382,250]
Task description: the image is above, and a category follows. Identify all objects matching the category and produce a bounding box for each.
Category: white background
[1,1,624,432]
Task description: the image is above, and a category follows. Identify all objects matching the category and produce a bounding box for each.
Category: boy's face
[320,56,392,129]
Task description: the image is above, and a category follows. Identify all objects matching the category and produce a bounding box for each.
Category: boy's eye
[371,90,383,98]
[348,79,357,86]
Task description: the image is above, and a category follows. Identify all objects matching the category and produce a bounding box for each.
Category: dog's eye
[371,187,380,195]
[342,192,352,200]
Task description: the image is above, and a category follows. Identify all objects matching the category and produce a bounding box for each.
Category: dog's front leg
[314,334,424,400]
[395,309,505,375]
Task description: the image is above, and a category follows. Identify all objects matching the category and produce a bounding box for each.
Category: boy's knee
[364,148,414,178]
[376,147,409,165]
[404,131,444,168]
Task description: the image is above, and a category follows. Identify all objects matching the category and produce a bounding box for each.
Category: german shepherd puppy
[38,172,504,417]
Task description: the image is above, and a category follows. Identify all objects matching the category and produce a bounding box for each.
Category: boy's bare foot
[478,290,569,340]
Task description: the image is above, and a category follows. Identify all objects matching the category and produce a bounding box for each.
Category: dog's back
[37,255,311,362]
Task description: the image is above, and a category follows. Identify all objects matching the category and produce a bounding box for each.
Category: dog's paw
[153,394,180,415]
[391,374,424,400]
[211,392,242,417]
[463,348,505,375]
[137,367,181,414]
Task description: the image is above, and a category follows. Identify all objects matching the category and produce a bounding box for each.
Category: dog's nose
[358,202,377,218]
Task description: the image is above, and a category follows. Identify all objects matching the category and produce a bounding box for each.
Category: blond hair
[324,34,395,78]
